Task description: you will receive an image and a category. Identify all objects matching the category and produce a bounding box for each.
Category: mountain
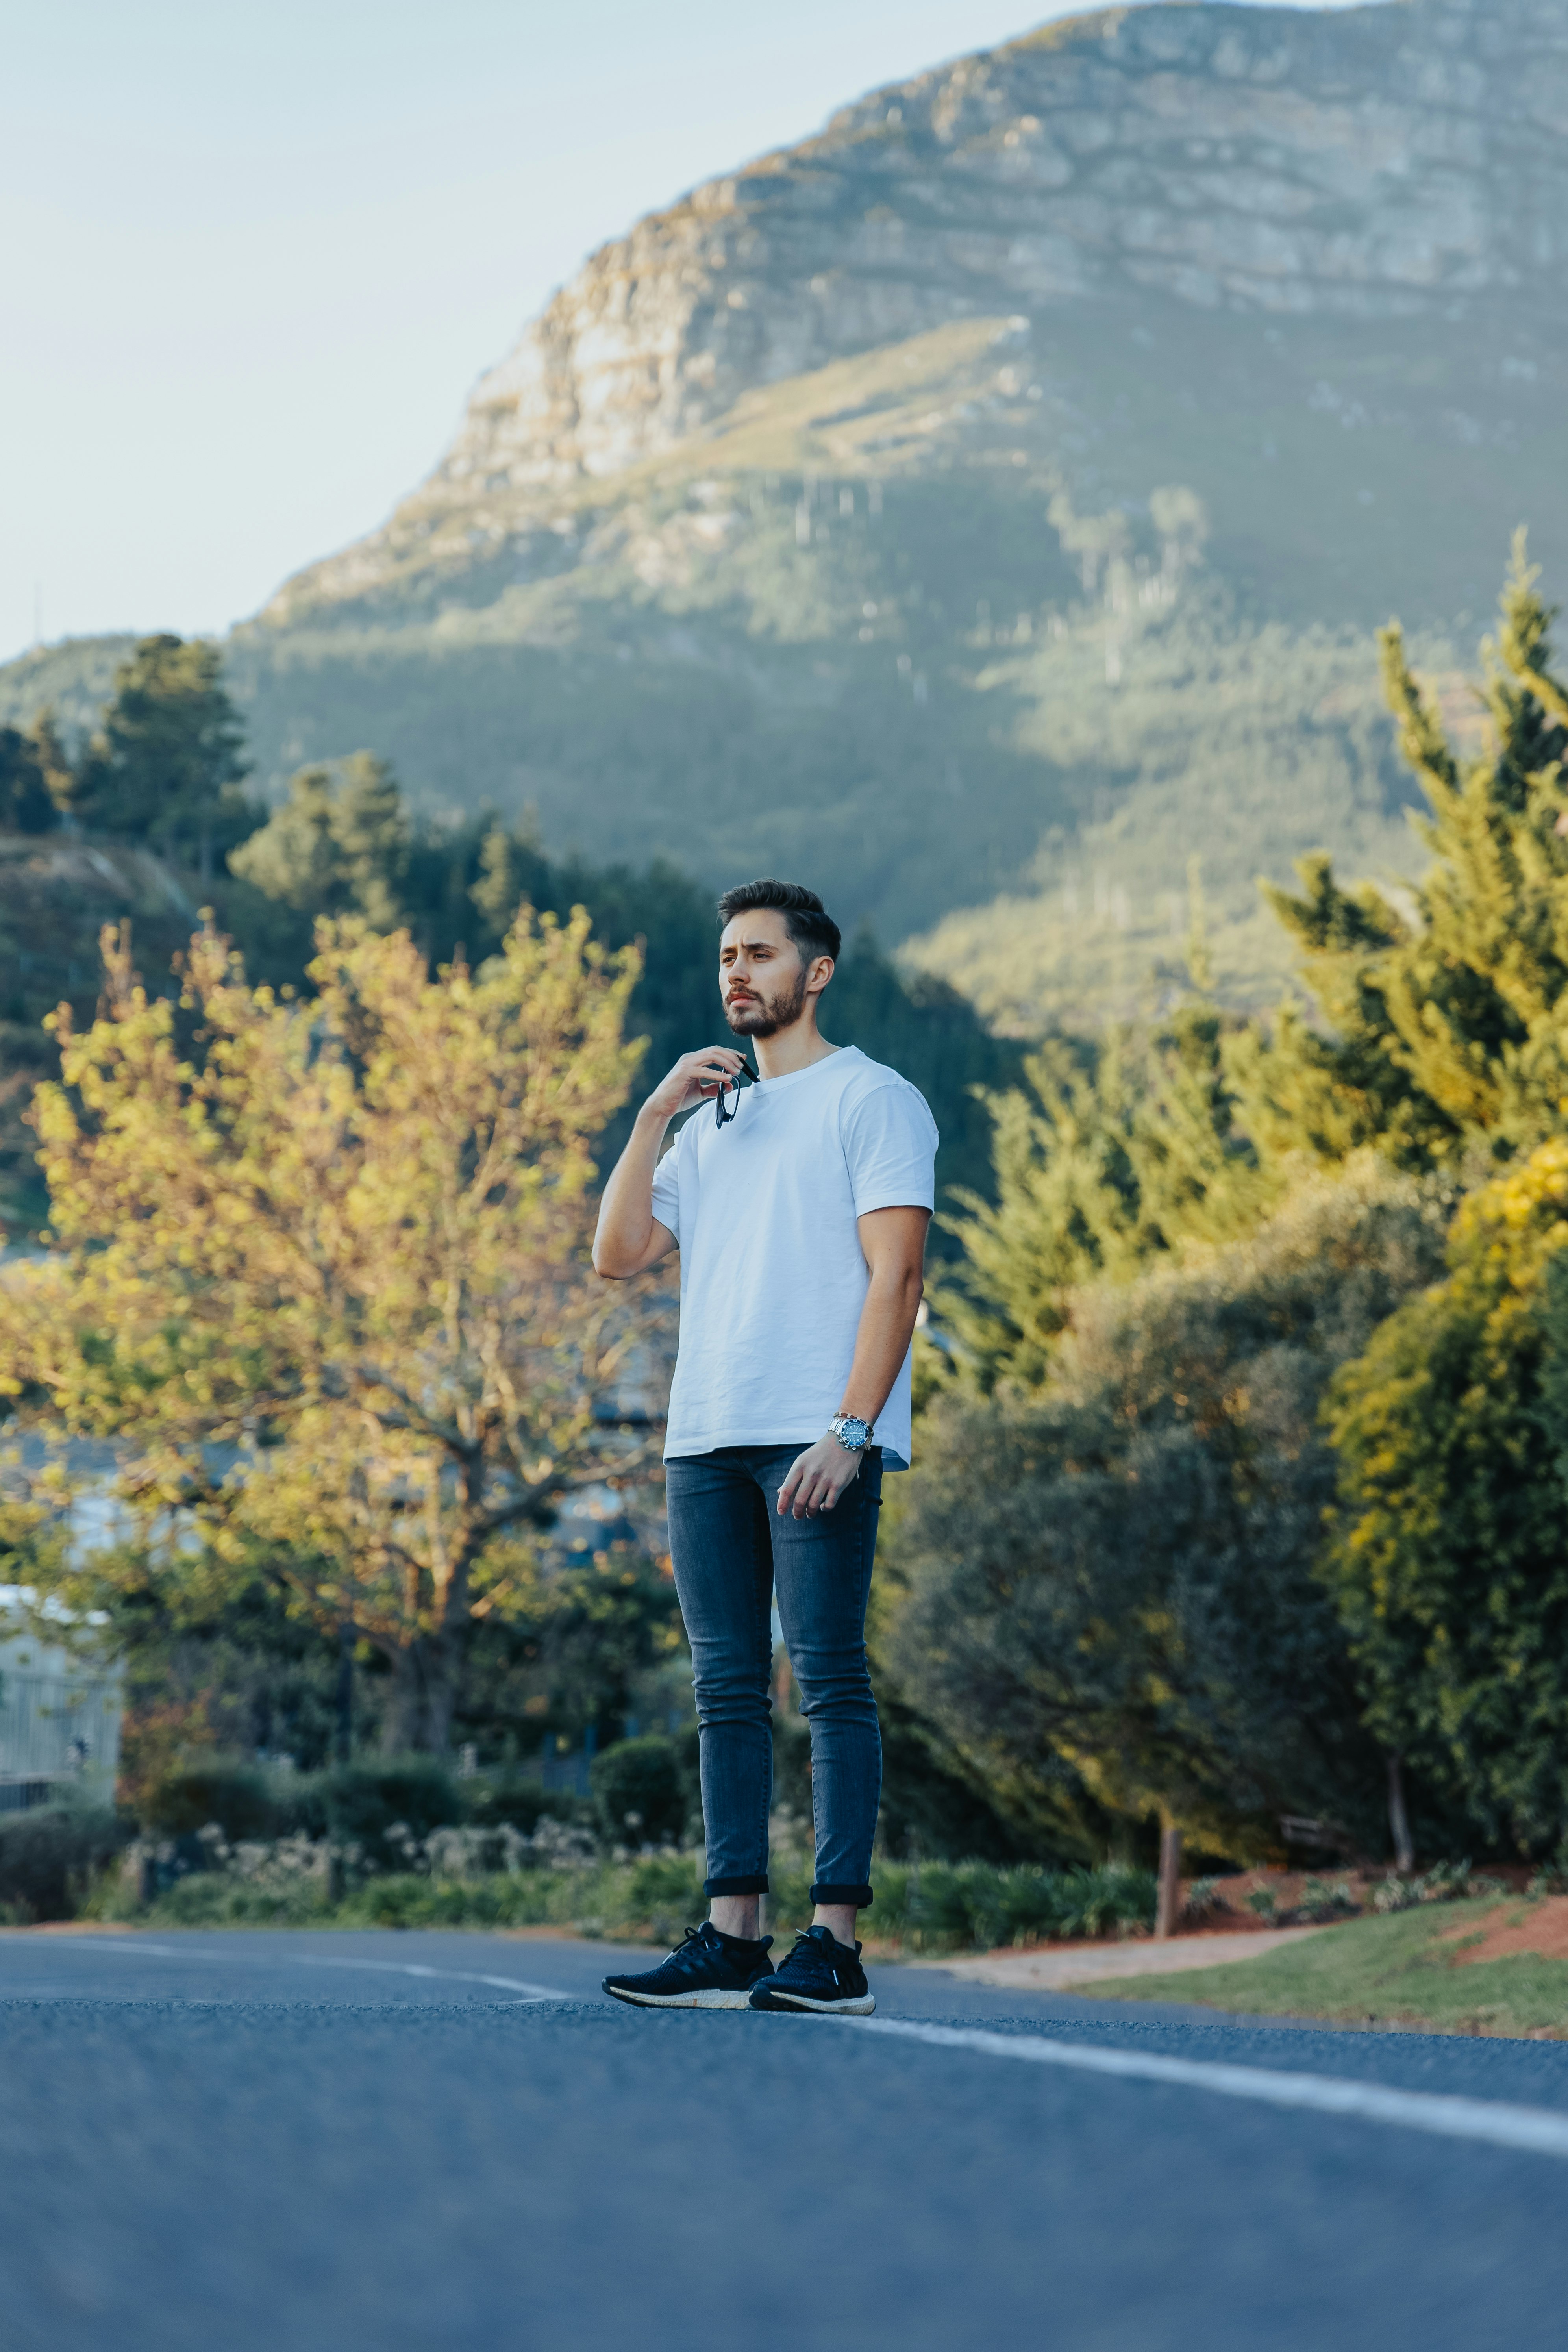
[7,0,1568,1027]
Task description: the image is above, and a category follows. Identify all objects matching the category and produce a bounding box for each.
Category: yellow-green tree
[2,908,652,1752]
[1324,1138,1568,1855]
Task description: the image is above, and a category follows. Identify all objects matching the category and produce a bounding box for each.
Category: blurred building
[0,1615,122,1811]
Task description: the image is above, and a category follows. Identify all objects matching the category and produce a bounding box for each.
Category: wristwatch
[829,1413,874,1453]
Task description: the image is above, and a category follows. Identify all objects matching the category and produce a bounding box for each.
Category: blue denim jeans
[665,1445,883,1910]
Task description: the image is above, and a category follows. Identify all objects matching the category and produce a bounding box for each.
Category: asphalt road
[3,1928,1566,2352]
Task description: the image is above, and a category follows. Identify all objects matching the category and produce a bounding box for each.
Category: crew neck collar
[753,1043,857,1092]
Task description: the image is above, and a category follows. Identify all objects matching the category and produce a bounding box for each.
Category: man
[592,879,937,2016]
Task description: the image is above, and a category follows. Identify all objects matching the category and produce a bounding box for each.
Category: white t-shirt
[651,1045,939,1470]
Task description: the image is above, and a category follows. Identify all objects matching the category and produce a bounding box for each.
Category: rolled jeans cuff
[705,1874,770,1898]
[811,1881,873,1910]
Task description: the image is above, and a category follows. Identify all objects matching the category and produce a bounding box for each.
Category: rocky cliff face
[432,0,1566,496]
[128,0,1565,1026]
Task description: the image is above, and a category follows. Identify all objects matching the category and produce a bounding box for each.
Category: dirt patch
[0,1920,154,1936]
[924,1927,1325,1991]
[1444,1896,1568,1966]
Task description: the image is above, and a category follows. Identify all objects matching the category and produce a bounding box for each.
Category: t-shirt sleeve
[841,1079,939,1218]
[649,1130,684,1246]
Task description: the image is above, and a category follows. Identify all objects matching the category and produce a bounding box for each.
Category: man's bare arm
[592,1045,749,1279]
[776,1205,931,1517]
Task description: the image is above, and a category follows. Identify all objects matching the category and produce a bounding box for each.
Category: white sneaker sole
[752,1989,876,2015]
[603,1984,759,2009]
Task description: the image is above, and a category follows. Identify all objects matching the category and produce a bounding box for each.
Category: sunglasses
[714,1063,757,1129]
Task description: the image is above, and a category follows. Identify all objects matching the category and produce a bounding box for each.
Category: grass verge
[1073,1898,1568,2038]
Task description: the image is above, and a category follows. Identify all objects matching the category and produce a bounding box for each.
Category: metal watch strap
[829,1413,873,1452]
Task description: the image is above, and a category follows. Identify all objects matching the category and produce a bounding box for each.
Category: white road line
[849,2018,1568,2161]
[6,1938,573,2005]
[294,1954,571,2002]
[16,1939,1568,2161]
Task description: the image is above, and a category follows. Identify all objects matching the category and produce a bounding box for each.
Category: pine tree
[939,997,1273,1390]
[230,753,409,929]
[26,712,76,824]
[326,753,409,931]
[0,722,62,834]
[74,635,252,880]
[1240,532,1568,1167]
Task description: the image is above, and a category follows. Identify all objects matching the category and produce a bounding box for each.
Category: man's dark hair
[716,878,841,963]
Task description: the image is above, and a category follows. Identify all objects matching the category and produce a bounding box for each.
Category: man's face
[719,908,822,1038]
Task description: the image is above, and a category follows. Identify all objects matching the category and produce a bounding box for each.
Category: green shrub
[142,1764,281,1841]
[139,1756,469,1869]
[621,1853,707,1943]
[898,1164,1435,1863]
[141,1873,327,1928]
[1050,1865,1158,1940]
[0,1804,130,1923]
[590,1737,686,1847]
[340,1875,519,1930]
[1298,1876,1357,1923]
[121,1850,1161,1949]
[306,1760,466,1867]
[465,1775,593,1837]
[330,1863,698,1934]
[674,1722,702,1835]
[865,1860,1156,1952]
[769,1719,812,1826]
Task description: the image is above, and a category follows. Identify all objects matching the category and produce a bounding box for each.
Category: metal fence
[0,1633,123,1808]
[534,1735,596,1799]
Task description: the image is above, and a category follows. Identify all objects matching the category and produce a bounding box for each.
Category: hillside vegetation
[0,641,1018,1234]
[5,0,1567,1025]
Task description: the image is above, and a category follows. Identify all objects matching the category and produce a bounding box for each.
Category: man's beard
[725,967,807,1040]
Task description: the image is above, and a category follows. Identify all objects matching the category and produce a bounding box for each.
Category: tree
[231,774,1025,1242]
[3,906,657,1752]
[457,1544,686,1758]
[935,537,1568,1394]
[74,634,252,880]
[0,720,65,834]
[43,1530,359,1778]
[229,753,409,930]
[893,535,1568,1861]
[937,995,1274,1391]
[1324,1138,1568,1856]
[47,1521,687,1775]
[1235,532,1568,1169]
[889,1159,1446,1860]
[826,928,1024,1256]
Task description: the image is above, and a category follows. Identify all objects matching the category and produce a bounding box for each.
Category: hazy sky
[2,0,1367,664]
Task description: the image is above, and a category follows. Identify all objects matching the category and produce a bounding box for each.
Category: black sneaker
[602,1922,774,2010]
[748,1924,875,2015]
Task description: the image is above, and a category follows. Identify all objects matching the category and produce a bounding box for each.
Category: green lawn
[1074,1900,1568,2039]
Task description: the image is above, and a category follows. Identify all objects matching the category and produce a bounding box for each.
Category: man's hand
[595,1044,747,1280]
[776,1435,863,1519]
[643,1046,751,1122]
